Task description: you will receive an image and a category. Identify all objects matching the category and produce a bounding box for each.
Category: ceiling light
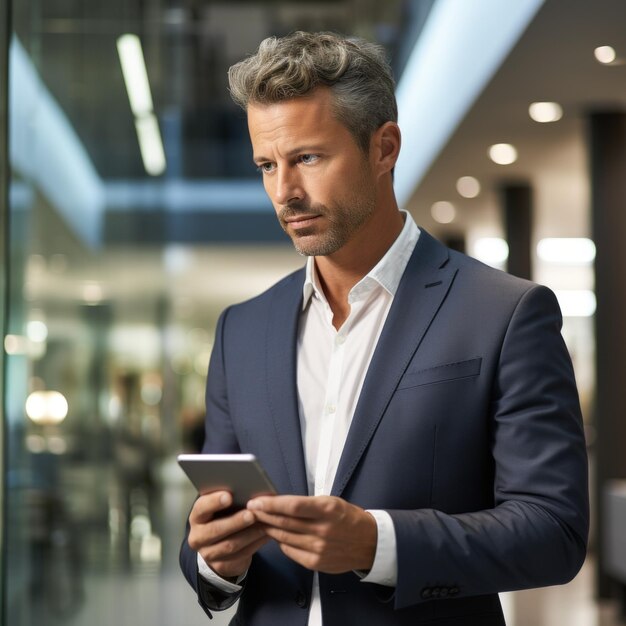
[135,114,167,176]
[537,238,596,264]
[431,201,456,224]
[456,176,481,198]
[554,290,596,318]
[117,33,167,176]
[488,143,517,165]
[528,102,563,123]
[473,238,509,265]
[594,45,616,64]
[117,34,154,117]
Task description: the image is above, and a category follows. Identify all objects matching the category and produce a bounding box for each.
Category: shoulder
[417,229,558,312]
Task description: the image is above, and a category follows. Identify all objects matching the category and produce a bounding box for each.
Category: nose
[273,166,304,206]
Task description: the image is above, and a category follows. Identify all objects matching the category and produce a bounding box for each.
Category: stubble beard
[279,190,376,257]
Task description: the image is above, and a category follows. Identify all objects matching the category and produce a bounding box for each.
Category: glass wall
[0,0,8,617]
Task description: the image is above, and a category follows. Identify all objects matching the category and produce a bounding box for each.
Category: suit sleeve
[389,285,589,609]
[179,307,245,616]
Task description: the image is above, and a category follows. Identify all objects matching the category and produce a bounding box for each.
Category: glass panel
[4,2,406,625]
[0,0,8,615]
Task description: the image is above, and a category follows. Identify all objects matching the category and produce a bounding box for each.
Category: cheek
[261,178,278,204]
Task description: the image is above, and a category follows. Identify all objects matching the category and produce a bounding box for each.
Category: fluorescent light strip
[135,114,166,176]
[117,34,154,116]
[117,33,166,176]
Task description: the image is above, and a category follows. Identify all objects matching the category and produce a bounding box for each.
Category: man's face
[247,87,377,257]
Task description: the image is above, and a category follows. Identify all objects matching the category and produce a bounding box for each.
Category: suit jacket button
[295,591,307,608]
[449,587,459,596]
[421,588,432,599]
[431,587,441,598]
[440,587,449,598]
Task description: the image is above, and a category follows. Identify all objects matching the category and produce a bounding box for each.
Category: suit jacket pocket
[397,357,482,390]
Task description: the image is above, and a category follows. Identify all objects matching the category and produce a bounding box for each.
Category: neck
[314,203,404,329]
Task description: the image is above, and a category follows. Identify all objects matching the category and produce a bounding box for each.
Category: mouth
[283,214,321,230]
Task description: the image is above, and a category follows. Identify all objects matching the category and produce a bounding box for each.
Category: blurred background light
[82,281,104,305]
[430,200,456,224]
[26,320,48,343]
[117,33,166,176]
[473,237,510,265]
[529,101,563,123]
[456,175,481,198]
[135,114,166,177]
[25,390,69,425]
[116,34,153,116]
[554,290,597,317]
[537,238,596,264]
[594,45,616,64]
[489,143,518,165]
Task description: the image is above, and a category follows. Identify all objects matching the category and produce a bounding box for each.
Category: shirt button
[335,335,346,345]
[326,404,336,414]
[295,590,307,608]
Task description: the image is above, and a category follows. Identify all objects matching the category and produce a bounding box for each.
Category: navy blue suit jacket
[180,230,589,625]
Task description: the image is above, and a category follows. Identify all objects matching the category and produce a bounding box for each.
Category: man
[180,31,588,625]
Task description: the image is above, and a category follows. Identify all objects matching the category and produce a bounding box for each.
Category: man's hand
[247,495,377,574]
[187,491,269,579]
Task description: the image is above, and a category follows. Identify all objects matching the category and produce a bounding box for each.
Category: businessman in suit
[180,31,589,625]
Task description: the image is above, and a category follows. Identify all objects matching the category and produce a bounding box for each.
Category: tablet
[177,453,277,511]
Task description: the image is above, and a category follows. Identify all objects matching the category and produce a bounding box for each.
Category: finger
[253,509,319,534]
[262,525,321,551]
[276,542,327,572]
[190,491,233,523]
[248,495,334,519]
[189,508,256,550]
[199,523,268,563]
[208,535,271,579]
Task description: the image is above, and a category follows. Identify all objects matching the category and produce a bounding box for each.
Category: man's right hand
[187,491,269,579]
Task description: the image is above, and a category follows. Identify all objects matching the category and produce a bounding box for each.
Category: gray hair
[228,31,397,152]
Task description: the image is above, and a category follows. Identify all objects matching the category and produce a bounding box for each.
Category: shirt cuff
[196,552,245,594]
[359,510,397,587]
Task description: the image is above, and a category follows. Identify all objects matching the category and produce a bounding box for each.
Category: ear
[370,122,401,177]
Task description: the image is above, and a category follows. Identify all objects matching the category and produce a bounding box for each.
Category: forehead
[247,88,352,150]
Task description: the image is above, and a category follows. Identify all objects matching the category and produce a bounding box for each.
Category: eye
[257,162,276,174]
[299,154,319,165]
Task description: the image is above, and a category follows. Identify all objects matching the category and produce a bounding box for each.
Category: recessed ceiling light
[529,102,563,123]
[431,201,456,224]
[488,143,517,165]
[456,176,481,198]
[594,45,616,64]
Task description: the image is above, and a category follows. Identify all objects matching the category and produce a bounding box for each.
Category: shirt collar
[302,211,420,310]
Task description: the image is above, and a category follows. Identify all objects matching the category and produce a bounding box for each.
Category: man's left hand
[247,495,377,574]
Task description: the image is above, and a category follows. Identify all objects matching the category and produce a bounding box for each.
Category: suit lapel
[331,231,457,497]
[265,269,310,496]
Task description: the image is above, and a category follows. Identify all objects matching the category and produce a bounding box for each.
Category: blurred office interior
[1,0,625,624]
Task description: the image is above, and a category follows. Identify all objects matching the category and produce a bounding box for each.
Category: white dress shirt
[199,212,420,624]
